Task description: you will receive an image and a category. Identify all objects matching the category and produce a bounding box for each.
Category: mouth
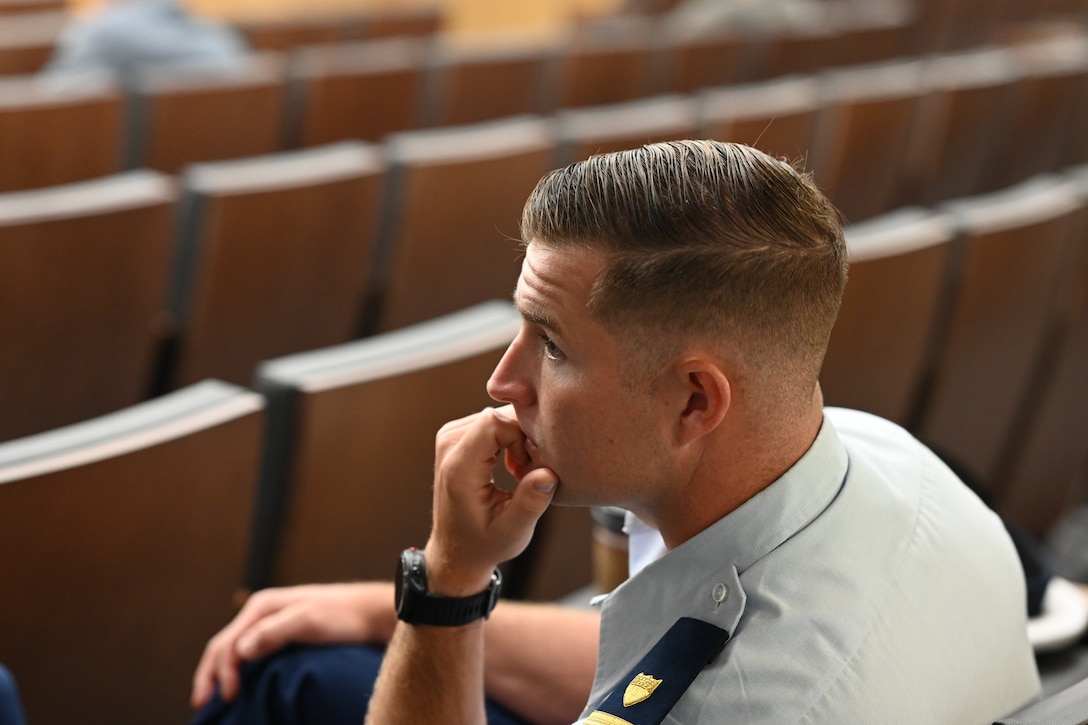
[524,434,540,461]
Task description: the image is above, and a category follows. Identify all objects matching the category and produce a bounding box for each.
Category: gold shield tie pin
[585,617,729,725]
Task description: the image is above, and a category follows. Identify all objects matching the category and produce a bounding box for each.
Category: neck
[642,386,825,550]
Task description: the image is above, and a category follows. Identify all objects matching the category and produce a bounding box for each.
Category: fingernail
[534,481,556,494]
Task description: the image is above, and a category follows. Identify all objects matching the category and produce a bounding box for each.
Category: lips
[524,434,540,461]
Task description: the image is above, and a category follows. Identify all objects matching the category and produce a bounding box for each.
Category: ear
[673,358,730,445]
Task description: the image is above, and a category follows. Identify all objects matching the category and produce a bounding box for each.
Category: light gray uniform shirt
[578,408,1040,724]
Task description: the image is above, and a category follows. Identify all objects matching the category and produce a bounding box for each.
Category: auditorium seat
[543,15,656,110]
[915,175,1088,493]
[124,52,288,173]
[997,166,1088,536]
[821,208,957,426]
[807,58,926,222]
[759,24,842,79]
[653,25,752,94]
[420,35,548,127]
[0,10,64,75]
[360,5,443,40]
[366,116,554,334]
[0,71,123,191]
[0,0,65,13]
[243,300,594,601]
[903,47,1019,206]
[698,75,819,165]
[286,36,429,147]
[983,30,1088,192]
[162,142,385,389]
[0,170,176,442]
[554,94,698,166]
[234,15,366,52]
[0,379,264,725]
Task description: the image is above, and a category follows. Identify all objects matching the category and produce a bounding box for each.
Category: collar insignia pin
[623,672,663,707]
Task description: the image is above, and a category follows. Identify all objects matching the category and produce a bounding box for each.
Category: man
[193,141,1039,724]
[42,0,248,80]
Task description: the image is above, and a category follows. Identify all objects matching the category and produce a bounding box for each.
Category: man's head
[519,140,846,412]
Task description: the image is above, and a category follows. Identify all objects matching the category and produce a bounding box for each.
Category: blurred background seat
[285,36,429,147]
[0,10,66,75]
[698,74,819,164]
[554,93,698,166]
[123,52,289,173]
[821,207,957,427]
[914,175,1088,497]
[0,170,176,442]
[161,141,386,389]
[0,379,264,725]
[366,115,554,333]
[0,71,123,192]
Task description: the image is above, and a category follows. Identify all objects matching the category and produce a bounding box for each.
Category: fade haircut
[520,140,847,404]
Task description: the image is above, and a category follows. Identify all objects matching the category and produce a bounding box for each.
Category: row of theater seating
[3,26,1087,443]
[1,159,1087,723]
[3,0,1085,190]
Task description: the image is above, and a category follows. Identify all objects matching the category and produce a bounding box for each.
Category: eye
[540,333,565,361]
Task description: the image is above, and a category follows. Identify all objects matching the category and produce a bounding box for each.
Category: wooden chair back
[421,36,548,127]
[0,171,176,441]
[0,71,123,191]
[287,37,428,147]
[915,175,1087,490]
[368,116,554,333]
[124,52,288,173]
[821,208,957,426]
[164,142,385,388]
[698,75,819,164]
[997,167,1088,535]
[808,58,926,222]
[0,10,64,74]
[554,93,698,166]
[0,380,264,725]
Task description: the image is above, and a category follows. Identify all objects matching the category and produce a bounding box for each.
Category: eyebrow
[512,289,562,337]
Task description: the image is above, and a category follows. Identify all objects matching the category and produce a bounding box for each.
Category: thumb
[507,467,558,524]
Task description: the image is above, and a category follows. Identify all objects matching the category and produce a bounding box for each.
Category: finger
[233,605,310,662]
[191,635,238,708]
[494,467,559,543]
[190,589,298,708]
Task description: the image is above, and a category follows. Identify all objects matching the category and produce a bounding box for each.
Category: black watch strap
[395,547,502,626]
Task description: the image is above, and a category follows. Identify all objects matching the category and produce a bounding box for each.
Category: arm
[190,582,599,724]
[189,581,397,709]
[366,407,560,724]
[485,602,600,724]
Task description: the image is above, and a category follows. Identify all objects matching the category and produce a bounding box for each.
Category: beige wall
[172,0,624,35]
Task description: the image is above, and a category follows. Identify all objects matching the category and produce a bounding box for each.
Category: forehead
[514,244,604,326]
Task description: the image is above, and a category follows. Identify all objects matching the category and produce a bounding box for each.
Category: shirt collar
[588,415,849,709]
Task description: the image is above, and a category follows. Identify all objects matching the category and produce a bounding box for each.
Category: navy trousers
[0,664,26,725]
[191,644,532,725]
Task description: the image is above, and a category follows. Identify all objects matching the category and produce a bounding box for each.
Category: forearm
[366,619,488,725]
[484,602,600,725]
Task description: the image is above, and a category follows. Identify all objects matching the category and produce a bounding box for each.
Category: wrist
[422,544,497,597]
[395,547,502,627]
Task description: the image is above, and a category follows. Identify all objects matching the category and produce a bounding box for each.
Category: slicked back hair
[520,140,847,404]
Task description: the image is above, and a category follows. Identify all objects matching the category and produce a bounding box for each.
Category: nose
[487,330,536,407]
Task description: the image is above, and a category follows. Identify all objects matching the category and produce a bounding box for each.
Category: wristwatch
[394,547,502,626]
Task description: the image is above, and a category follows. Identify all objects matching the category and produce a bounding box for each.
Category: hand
[190,582,396,710]
[425,406,559,595]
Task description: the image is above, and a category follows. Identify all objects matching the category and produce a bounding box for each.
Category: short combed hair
[520,140,847,401]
